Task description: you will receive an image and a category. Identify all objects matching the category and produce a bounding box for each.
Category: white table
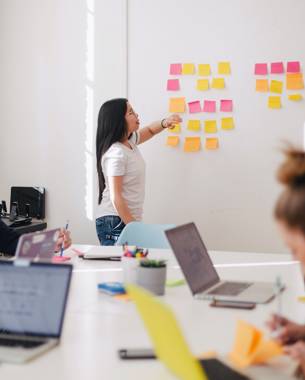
[1,246,304,380]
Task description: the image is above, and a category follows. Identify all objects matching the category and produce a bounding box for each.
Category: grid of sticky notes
[254,61,304,109]
[166,62,234,152]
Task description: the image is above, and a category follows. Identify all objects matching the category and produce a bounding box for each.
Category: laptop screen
[165,223,220,295]
[0,262,72,338]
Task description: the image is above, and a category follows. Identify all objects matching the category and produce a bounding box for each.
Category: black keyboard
[0,337,45,349]
[207,282,252,296]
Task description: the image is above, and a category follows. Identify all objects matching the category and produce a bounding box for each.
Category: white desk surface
[2,246,304,380]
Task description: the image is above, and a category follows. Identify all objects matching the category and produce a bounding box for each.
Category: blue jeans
[96,215,125,246]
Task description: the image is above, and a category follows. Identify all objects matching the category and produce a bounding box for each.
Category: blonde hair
[275,146,305,233]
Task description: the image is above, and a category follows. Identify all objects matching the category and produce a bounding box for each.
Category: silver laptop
[165,223,279,304]
[0,261,72,363]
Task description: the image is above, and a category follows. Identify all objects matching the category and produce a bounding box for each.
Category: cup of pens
[121,244,148,284]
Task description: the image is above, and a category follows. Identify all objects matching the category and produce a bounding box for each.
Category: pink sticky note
[170,63,182,75]
[167,79,180,91]
[220,99,233,112]
[271,62,284,74]
[188,101,202,113]
[203,100,216,113]
[287,61,300,73]
[254,63,268,75]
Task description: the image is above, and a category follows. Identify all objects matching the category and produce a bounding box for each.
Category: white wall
[0,0,304,252]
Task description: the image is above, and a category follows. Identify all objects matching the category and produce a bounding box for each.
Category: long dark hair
[96,98,128,204]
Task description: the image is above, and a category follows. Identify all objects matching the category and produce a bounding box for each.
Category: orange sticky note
[184,137,201,152]
[182,63,195,75]
[169,97,186,113]
[221,117,235,130]
[196,79,209,91]
[204,120,217,134]
[270,80,283,94]
[166,136,180,147]
[205,138,219,150]
[187,120,201,131]
[286,73,304,90]
[198,64,211,76]
[256,79,269,92]
[218,62,231,75]
[268,96,281,109]
[168,124,181,133]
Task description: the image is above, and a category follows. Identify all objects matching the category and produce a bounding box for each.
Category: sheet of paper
[220,99,233,112]
[205,138,219,150]
[268,96,281,109]
[221,117,235,130]
[218,61,231,75]
[254,63,268,75]
[187,120,201,131]
[188,101,202,113]
[166,136,180,147]
[271,62,284,74]
[287,61,301,73]
[169,97,186,113]
[288,94,303,101]
[170,63,182,75]
[196,79,209,91]
[182,63,195,75]
[127,285,207,380]
[286,73,304,90]
[270,80,283,94]
[256,79,269,92]
[203,100,216,113]
[168,124,181,133]
[211,78,225,89]
[184,137,201,152]
[198,64,211,76]
[204,120,217,134]
[167,79,180,91]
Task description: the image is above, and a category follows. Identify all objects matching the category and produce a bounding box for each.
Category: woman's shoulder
[103,143,126,159]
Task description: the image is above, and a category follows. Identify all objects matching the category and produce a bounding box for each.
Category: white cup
[122,257,140,284]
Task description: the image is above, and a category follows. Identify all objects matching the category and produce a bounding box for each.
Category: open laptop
[0,261,72,363]
[165,223,279,304]
[127,284,249,380]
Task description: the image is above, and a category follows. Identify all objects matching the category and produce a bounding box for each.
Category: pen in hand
[60,220,69,257]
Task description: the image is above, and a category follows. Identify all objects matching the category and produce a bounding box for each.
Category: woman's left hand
[55,229,72,252]
[163,114,182,129]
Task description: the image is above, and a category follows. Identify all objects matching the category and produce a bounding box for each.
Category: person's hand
[266,314,305,344]
[54,229,72,252]
[163,114,182,128]
[284,341,305,360]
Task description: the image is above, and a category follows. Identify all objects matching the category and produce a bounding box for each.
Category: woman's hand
[163,114,182,129]
[266,314,305,344]
[54,229,72,252]
[284,341,305,360]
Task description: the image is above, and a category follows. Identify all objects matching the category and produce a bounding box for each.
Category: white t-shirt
[96,132,146,221]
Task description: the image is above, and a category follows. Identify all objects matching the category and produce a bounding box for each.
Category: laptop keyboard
[207,281,252,296]
[0,337,45,349]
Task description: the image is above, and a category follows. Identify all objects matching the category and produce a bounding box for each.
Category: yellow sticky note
[286,73,304,90]
[184,137,201,152]
[270,80,283,94]
[211,78,225,89]
[127,285,207,380]
[221,117,235,130]
[187,120,201,131]
[204,120,217,134]
[198,64,211,76]
[166,136,180,147]
[268,96,281,109]
[218,61,231,75]
[288,94,303,101]
[168,124,181,133]
[205,138,219,150]
[182,63,195,75]
[169,97,186,113]
[196,79,209,91]
[256,79,269,92]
